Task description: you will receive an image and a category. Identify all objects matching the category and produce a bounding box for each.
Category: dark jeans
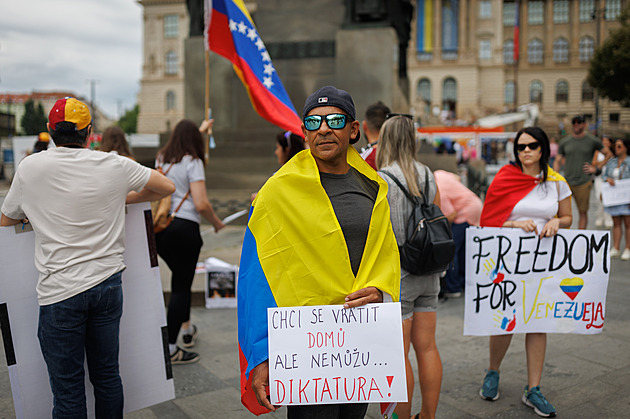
[287,403,368,419]
[155,217,203,344]
[443,222,469,293]
[38,271,124,419]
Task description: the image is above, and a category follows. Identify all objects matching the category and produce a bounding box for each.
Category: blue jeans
[38,271,124,419]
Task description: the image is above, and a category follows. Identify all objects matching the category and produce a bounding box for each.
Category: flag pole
[204,49,210,163]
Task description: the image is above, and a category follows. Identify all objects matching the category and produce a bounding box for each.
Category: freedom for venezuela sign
[464,227,610,336]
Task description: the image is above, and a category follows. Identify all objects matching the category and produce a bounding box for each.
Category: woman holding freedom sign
[602,138,630,260]
[479,127,572,418]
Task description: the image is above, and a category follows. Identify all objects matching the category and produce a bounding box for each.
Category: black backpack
[381,168,455,276]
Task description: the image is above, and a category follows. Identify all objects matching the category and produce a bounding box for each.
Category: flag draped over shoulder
[237,147,401,415]
[204,0,302,134]
[480,163,567,227]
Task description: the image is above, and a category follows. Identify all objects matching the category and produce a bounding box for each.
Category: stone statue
[187,0,205,37]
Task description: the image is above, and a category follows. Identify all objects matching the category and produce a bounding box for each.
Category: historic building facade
[408,0,629,134]
[137,0,188,134]
[137,0,629,136]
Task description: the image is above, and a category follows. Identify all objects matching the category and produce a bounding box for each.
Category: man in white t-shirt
[0,97,175,418]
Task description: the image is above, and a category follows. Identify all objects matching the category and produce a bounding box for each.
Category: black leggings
[155,217,203,344]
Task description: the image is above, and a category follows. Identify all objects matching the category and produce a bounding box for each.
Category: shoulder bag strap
[171,190,191,217]
[160,162,190,218]
[380,170,420,205]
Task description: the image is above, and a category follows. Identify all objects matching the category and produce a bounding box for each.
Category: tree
[21,99,48,135]
[117,104,139,134]
[588,6,630,107]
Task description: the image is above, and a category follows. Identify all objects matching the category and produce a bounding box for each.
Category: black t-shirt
[320,167,378,276]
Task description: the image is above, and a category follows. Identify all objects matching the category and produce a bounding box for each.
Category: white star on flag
[263,76,274,89]
[238,21,247,34]
[261,51,271,62]
[247,28,257,41]
[263,63,275,76]
[229,19,238,31]
[255,38,265,51]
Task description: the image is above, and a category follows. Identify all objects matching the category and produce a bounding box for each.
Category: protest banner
[268,303,406,405]
[0,203,174,418]
[465,227,610,336]
[601,178,630,207]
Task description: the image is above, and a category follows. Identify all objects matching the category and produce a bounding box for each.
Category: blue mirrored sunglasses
[303,113,350,131]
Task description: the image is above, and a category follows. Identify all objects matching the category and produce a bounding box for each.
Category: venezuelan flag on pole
[204,0,302,134]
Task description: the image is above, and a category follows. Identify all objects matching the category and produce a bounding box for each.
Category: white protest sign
[601,178,630,207]
[268,303,406,405]
[0,203,174,418]
[465,227,610,336]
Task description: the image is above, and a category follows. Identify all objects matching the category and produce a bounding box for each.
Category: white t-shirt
[157,155,206,224]
[1,147,151,305]
[508,174,572,232]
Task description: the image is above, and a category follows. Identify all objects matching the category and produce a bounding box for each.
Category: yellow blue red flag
[204,0,302,134]
[237,147,401,414]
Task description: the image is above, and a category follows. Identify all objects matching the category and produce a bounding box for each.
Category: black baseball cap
[572,115,585,124]
[302,86,360,144]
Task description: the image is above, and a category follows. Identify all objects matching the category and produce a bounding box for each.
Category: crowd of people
[0,87,625,419]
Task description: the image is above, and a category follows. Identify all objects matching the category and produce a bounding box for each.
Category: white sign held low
[268,303,406,405]
[601,178,630,207]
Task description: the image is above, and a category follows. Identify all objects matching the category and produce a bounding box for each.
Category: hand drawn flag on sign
[204,0,302,135]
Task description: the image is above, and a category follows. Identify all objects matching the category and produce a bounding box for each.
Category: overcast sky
[0,0,142,119]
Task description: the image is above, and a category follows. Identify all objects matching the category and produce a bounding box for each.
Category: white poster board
[464,227,610,336]
[0,203,175,418]
[268,303,406,405]
[204,257,237,308]
[601,178,630,207]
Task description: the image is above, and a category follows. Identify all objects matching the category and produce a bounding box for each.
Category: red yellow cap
[48,97,91,131]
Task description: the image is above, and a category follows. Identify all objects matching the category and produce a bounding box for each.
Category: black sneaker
[170,347,200,365]
[181,324,198,348]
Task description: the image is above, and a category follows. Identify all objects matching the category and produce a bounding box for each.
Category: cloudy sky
[0,0,142,119]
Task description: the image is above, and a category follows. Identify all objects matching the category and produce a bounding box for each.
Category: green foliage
[588,6,630,107]
[117,104,139,134]
[20,99,48,135]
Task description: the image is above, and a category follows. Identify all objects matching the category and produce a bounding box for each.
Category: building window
[579,0,595,22]
[553,38,569,63]
[417,78,431,114]
[165,50,178,75]
[527,38,544,64]
[480,0,492,18]
[504,39,515,64]
[479,39,492,60]
[579,36,595,62]
[504,1,516,26]
[166,90,176,110]
[442,77,457,114]
[556,80,569,102]
[442,0,459,55]
[553,0,570,23]
[528,1,544,25]
[582,81,594,101]
[505,81,515,105]
[530,80,543,103]
[606,0,622,20]
[164,14,178,38]
[610,113,620,123]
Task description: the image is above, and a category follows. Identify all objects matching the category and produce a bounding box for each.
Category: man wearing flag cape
[237,86,401,417]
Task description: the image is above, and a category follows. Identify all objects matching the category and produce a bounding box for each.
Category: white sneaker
[595,218,603,227]
[622,249,630,261]
[611,248,621,258]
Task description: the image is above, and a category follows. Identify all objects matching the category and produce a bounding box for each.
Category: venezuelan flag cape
[480,163,567,227]
[205,0,302,134]
[237,147,401,415]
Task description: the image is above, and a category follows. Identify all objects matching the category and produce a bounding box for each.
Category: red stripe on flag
[239,345,272,416]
